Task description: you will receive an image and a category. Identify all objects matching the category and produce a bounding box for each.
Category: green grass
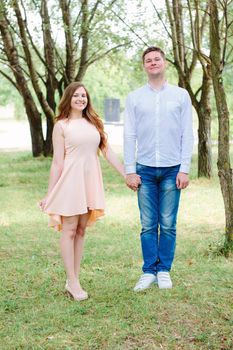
[0,149,232,350]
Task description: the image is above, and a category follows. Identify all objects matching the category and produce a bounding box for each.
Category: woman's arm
[102,143,125,179]
[40,122,65,209]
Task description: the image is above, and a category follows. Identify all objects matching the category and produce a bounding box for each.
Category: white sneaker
[133,273,157,292]
[157,272,172,289]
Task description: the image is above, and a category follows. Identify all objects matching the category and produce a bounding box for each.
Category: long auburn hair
[56,82,107,152]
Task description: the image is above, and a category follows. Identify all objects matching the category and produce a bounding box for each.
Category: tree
[0,0,130,156]
[209,0,233,252]
[152,0,213,177]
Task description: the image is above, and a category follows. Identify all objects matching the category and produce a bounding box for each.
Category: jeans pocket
[136,162,145,174]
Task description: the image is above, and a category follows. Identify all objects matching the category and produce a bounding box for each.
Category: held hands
[176,172,189,189]
[126,173,141,191]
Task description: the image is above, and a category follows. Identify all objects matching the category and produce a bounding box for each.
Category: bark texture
[209,0,233,249]
[165,0,212,177]
[0,10,44,156]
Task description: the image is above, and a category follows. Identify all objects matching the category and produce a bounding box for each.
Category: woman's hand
[126,173,141,191]
[39,197,47,211]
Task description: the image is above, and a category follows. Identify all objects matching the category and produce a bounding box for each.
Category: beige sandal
[65,281,88,301]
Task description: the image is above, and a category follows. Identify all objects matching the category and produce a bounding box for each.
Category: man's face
[143,51,166,77]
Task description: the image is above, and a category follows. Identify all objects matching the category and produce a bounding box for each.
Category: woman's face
[70,87,88,112]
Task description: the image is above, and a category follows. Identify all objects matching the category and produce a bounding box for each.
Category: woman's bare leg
[60,215,80,293]
[74,212,89,291]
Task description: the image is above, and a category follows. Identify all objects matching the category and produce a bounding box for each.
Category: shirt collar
[147,80,168,92]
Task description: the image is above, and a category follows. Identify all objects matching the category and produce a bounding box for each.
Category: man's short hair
[142,47,166,62]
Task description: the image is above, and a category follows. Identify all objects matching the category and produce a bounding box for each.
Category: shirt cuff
[179,163,190,174]
[125,165,136,174]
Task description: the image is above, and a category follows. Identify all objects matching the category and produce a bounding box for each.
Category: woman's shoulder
[53,119,69,137]
[56,118,68,125]
[55,118,69,130]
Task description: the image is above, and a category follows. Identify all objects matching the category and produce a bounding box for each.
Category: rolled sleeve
[124,94,137,174]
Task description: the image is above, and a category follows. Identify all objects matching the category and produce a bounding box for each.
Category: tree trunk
[26,106,44,157]
[44,118,54,156]
[76,0,89,82]
[59,0,76,84]
[0,10,44,156]
[175,68,212,178]
[197,69,212,178]
[165,0,212,178]
[197,111,212,177]
[13,1,55,122]
[209,0,233,250]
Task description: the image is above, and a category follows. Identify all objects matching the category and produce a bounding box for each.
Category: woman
[40,82,126,301]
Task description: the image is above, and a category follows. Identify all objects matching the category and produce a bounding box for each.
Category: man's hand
[176,172,189,189]
[126,173,141,191]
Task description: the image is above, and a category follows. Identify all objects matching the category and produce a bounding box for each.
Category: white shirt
[124,82,194,174]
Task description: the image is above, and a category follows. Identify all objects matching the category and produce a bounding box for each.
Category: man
[124,46,194,291]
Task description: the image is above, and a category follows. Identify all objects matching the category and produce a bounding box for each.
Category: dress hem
[45,208,105,232]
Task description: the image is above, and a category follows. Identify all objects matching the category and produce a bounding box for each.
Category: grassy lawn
[0,149,232,350]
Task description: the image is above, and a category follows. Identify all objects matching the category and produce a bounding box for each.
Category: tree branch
[100,1,148,46]
[59,0,76,83]
[86,42,131,66]
[0,69,19,90]
[222,0,229,65]
[88,0,101,25]
[150,0,172,39]
[20,0,48,69]
[13,0,54,120]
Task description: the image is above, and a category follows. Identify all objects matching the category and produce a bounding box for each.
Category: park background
[0,1,233,349]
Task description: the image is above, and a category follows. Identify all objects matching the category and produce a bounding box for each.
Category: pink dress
[44,118,105,231]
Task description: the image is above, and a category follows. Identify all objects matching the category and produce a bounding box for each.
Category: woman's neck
[69,111,83,119]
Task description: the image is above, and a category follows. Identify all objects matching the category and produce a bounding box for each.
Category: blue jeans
[136,163,181,274]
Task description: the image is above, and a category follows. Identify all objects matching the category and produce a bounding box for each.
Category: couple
[40,46,194,301]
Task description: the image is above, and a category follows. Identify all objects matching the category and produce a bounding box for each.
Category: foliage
[0,0,134,155]
[0,49,179,120]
